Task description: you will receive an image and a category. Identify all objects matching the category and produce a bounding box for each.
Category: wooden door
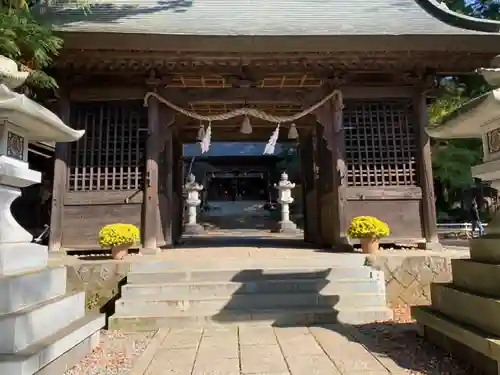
[62,100,147,249]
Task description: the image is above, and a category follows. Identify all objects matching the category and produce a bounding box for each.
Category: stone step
[0,243,48,276]
[469,237,500,264]
[0,313,105,375]
[431,283,500,337]
[130,256,367,273]
[109,306,392,330]
[0,266,67,314]
[200,215,276,230]
[0,291,86,353]
[452,259,500,297]
[121,278,384,299]
[128,266,374,284]
[115,292,386,315]
[412,306,500,373]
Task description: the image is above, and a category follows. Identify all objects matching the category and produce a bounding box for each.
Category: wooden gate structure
[39,0,500,251]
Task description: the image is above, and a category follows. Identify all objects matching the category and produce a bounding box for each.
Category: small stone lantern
[273,172,299,233]
[184,173,204,234]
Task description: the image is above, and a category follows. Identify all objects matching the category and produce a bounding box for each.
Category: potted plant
[98,223,140,260]
[347,216,390,254]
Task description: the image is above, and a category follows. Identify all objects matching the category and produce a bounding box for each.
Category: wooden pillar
[331,96,348,245]
[177,136,184,243]
[415,90,440,249]
[157,108,175,248]
[143,96,160,249]
[171,134,184,244]
[315,94,349,248]
[310,127,322,245]
[48,92,70,252]
[315,123,326,247]
[298,139,308,242]
[299,131,314,243]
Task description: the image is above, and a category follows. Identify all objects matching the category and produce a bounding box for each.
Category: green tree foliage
[429,0,498,218]
[442,0,500,20]
[429,77,487,190]
[1,0,63,89]
[432,139,483,189]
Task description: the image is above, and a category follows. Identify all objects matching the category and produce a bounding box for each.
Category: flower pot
[360,237,379,254]
[111,243,132,260]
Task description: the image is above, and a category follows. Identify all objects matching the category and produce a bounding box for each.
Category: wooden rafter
[54,50,496,76]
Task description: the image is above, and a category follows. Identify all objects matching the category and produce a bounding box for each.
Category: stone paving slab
[133,325,412,375]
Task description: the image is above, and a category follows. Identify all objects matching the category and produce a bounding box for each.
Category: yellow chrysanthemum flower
[98,223,140,248]
[347,216,390,239]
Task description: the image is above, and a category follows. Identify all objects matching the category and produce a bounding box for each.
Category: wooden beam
[182,122,313,129]
[159,87,324,104]
[67,84,417,104]
[143,96,161,250]
[342,86,416,99]
[70,86,146,101]
[179,130,297,143]
[414,89,440,250]
[48,93,70,252]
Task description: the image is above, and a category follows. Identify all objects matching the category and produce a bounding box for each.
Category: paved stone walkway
[131,325,410,375]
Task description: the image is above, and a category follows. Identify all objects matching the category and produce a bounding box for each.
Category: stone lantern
[273,172,299,233]
[414,55,500,372]
[184,173,204,234]
[0,55,104,375]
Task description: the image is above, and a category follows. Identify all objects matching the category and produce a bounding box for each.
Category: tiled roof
[35,0,499,36]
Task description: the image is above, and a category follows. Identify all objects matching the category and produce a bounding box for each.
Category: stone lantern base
[0,160,105,375]
[272,220,300,234]
[184,223,205,235]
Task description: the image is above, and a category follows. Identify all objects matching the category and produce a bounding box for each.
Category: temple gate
[36,15,498,251]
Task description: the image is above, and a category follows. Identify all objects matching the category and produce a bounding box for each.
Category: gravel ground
[356,322,475,375]
[64,330,156,375]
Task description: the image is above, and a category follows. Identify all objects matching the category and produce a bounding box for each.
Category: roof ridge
[415,0,500,33]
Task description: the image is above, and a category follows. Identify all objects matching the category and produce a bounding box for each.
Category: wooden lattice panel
[68,100,148,191]
[167,75,232,88]
[344,99,417,187]
[259,74,322,88]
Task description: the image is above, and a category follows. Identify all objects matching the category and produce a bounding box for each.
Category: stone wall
[368,250,469,320]
[56,258,131,312]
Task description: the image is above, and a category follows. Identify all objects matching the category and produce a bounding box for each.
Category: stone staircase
[199,214,278,231]
[0,245,105,375]
[109,254,392,330]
